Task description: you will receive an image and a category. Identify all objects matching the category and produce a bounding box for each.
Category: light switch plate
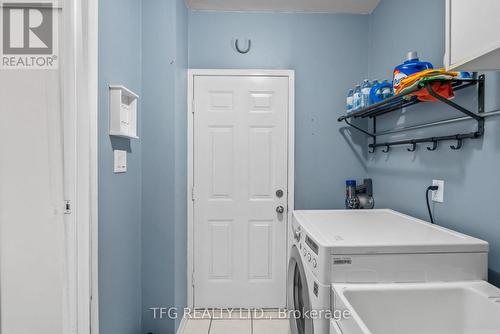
[114,150,127,173]
[432,180,444,203]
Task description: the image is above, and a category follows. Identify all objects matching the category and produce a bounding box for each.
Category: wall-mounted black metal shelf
[338,74,485,153]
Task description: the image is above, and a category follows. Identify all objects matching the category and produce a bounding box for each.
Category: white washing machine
[287,209,489,334]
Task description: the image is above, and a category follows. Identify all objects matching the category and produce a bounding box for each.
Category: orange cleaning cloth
[413,81,454,102]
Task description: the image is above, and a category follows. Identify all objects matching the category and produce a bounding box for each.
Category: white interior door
[0,7,68,334]
[0,73,66,333]
[0,2,95,333]
[193,74,290,308]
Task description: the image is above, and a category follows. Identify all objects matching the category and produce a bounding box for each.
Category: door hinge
[191,187,195,201]
[191,271,195,287]
[64,200,72,214]
[191,99,195,114]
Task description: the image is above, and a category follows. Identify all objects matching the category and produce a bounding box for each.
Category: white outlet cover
[432,180,444,203]
[114,150,127,173]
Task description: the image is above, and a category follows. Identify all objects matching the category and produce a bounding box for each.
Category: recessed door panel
[250,92,274,112]
[249,127,273,199]
[209,91,234,111]
[248,221,273,280]
[209,126,234,199]
[209,221,233,280]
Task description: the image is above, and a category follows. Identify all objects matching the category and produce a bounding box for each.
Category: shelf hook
[450,136,463,150]
[369,145,376,154]
[407,141,417,152]
[382,144,390,153]
[235,38,251,54]
[427,140,438,151]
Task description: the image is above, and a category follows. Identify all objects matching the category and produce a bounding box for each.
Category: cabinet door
[445,0,500,70]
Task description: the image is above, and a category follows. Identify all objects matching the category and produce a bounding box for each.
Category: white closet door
[193,75,289,308]
[0,31,66,334]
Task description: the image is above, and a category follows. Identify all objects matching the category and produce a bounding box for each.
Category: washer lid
[293,209,488,254]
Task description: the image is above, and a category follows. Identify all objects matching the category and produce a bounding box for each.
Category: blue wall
[173,0,189,330]
[99,0,188,332]
[98,0,142,333]
[98,3,500,334]
[367,0,500,285]
[141,1,175,332]
[141,0,188,333]
[189,11,370,209]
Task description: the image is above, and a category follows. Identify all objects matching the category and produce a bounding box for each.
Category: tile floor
[180,310,291,334]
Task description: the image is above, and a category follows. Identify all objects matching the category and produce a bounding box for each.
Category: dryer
[287,209,488,334]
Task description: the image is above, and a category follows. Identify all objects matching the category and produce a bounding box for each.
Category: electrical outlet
[432,180,444,203]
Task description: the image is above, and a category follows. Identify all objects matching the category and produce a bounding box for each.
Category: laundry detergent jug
[393,51,433,92]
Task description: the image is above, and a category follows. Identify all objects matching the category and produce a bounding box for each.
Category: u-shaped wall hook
[427,140,438,151]
[235,39,251,54]
[450,136,463,150]
[407,141,417,152]
[382,144,391,153]
[368,145,376,153]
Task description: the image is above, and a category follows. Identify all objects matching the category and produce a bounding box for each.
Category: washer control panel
[298,233,319,276]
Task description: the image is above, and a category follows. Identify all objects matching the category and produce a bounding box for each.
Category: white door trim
[186,69,295,308]
[62,0,98,333]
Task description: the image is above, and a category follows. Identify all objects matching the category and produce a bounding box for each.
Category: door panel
[209,126,234,198]
[193,75,289,307]
[209,221,233,279]
[249,127,273,199]
[248,221,273,280]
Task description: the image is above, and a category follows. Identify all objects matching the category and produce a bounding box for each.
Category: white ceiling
[186,0,381,14]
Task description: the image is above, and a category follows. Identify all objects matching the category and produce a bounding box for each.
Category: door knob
[276,205,285,214]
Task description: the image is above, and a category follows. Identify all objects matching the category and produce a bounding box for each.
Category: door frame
[186,69,295,309]
[62,0,99,333]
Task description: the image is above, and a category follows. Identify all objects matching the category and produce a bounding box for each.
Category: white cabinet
[445,0,500,71]
[109,85,139,138]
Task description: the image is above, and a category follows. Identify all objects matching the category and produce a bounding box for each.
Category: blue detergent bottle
[393,51,433,92]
